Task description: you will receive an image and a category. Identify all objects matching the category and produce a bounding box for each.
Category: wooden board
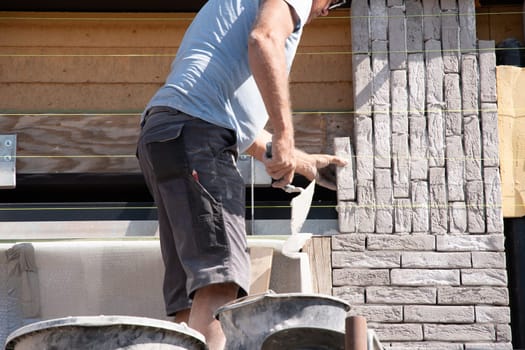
[0,113,354,174]
[248,246,274,295]
[303,236,332,295]
[496,66,525,218]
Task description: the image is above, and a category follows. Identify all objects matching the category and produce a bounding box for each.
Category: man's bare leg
[189,283,239,350]
[173,308,191,324]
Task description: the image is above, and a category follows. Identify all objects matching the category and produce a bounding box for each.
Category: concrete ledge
[0,235,313,344]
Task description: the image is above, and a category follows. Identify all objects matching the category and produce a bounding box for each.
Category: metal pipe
[345,315,367,350]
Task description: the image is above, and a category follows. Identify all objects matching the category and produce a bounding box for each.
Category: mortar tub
[4,316,207,350]
[214,292,350,349]
[261,327,345,350]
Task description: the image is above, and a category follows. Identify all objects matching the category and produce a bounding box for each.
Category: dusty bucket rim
[261,326,346,350]
[5,315,206,349]
[214,291,351,319]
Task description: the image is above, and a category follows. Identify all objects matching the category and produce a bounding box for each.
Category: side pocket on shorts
[144,124,187,182]
[187,179,228,251]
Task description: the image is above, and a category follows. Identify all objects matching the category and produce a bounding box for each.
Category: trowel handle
[264,142,298,193]
[265,142,273,159]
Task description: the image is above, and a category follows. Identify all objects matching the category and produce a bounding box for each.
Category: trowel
[265,142,315,235]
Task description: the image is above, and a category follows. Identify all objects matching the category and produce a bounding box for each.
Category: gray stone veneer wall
[334,0,511,349]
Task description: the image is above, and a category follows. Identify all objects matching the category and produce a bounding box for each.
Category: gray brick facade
[335,0,510,348]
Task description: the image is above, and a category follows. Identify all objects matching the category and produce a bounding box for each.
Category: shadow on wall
[496,38,525,67]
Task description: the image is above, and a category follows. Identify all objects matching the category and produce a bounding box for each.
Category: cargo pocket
[144,123,187,182]
[187,178,228,252]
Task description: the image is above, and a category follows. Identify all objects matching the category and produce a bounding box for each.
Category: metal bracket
[0,134,16,189]
[237,155,272,186]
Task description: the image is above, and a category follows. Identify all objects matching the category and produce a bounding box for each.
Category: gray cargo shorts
[136,106,250,316]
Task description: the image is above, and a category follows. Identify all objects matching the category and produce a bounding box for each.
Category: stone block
[337,201,356,233]
[496,324,512,343]
[437,287,509,305]
[331,233,366,251]
[409,116,428,180]
[429,168,447,234]
[389,342,463,350]
[406,0,423,52]
[334,137,355,201]
[351,0,370,54]
[426,39,444,106]
[332,268,390,286]
[472,252,506,269]
[332,251,400,269]
[355,115,374,181]
[446,135,465,201]
[402,252,471,269]
[466,181,486,234]
[369,323,423,341]
[357,180,376,233]
[440,0,457,10]
[422,0,441,41]
[424,324,495,342]
[484,167,503,233]
[367,234,435,251]
[367,286,437,304]
[441,10,460,73]
[392,133,410,197]
[464,344,513,350]
[391,269,460,286]
[461,55,480,115]
[391,69,408,133]
[372,40,390,107]
[395,198,413,233]
[353,55,372,114]
[475,306,511,323]
[428,107,445,167]
[458,0,477,53]
[444,73,462,136]
[479,40,497,103]
[374,113,392,169]
[387,0,404,7]
[348,304,403,323]
[375,168,393,233]
[332,286,365,304]
[370,0,388,41]
[464,115,482,181]
[389,7,407,70]
[408,54,425,115]
[412,180,429,233]
[437,235,504,252]
[461,269,508,287]
[481,103,499,167]
[404,305,474,323]
[449,201,467,233]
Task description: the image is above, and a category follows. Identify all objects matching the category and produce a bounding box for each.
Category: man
[136,0,347,348]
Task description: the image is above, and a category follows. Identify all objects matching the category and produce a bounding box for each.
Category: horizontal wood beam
[1,113,353,174]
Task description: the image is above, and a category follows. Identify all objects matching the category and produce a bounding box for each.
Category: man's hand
[263,136,296,188]
[296,152,347,191]
[246,130,347,191]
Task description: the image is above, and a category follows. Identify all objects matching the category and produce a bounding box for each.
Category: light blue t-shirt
[143,0,312,153]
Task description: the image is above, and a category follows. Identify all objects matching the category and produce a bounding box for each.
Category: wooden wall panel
[476,5,524,43]
[5,6,522,175]
[0,10,353,174]
[0,114,139,173]
[0,113,354,174]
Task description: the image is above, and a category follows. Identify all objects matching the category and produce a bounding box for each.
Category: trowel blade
[290,179,315,235]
